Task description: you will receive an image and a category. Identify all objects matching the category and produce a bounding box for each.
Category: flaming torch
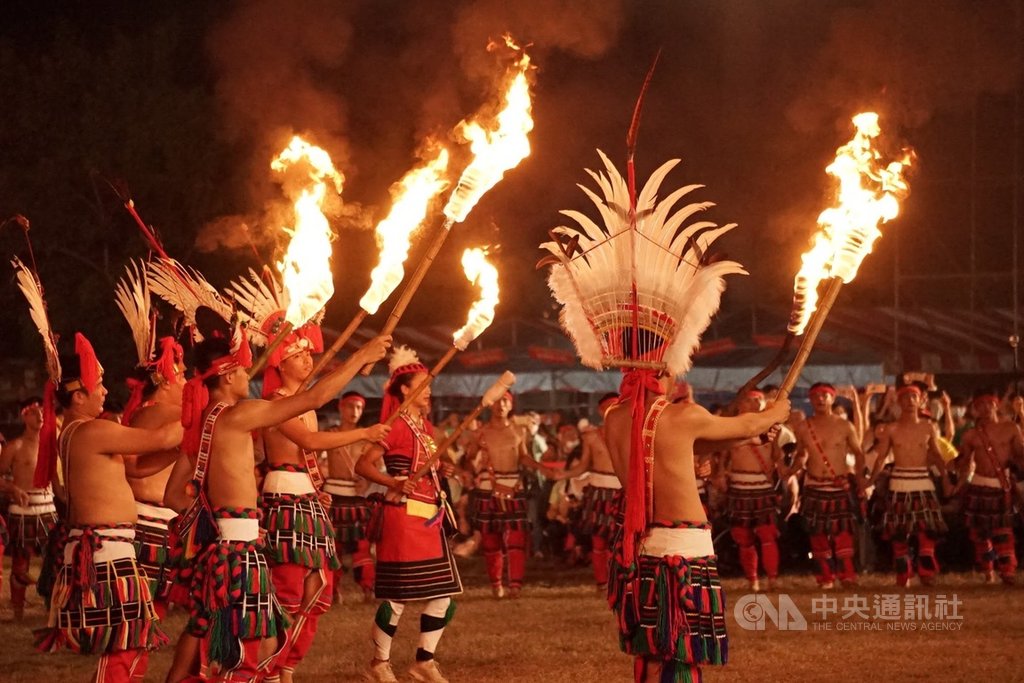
[250,135,343,377]
[776,112,912,397]
[384,247,500,423]
[363,36,533,374]
[302,146,450,387]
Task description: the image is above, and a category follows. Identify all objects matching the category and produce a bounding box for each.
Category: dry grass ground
[1,555,1023,682]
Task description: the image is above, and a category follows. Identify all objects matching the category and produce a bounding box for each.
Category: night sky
[1,1,1022,377]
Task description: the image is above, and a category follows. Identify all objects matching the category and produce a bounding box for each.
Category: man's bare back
[605,391,790,524]
[127,402,181,505]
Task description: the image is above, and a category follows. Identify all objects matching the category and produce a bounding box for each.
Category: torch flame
[453,247,499,350]
[443,35,534,224]
[789,112,911,334]
[359,145,450,315]
[271,135,344,327]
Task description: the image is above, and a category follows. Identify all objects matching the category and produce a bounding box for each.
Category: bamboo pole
[248,321,294,379]
[301,309,368,390]
[777,278,844,398]
[360,219,454,376]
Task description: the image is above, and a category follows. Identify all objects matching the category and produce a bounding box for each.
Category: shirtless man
[562,393,621,591]
[325,391,382,604]
[36,338,183,681]
[0,397,57,619]
[164,331,391,681]
[469,391,556,598]
[955,394,1024,584]
[793,383,868,588]
[259,336,389,682]
[123,359,185,623]
[868,384,950,587]
[719,389,786,592]
[604,374,790,682]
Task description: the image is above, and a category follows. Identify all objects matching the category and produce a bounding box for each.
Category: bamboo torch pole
[360,220,454,376]
[301,309,368,389]
[249,321,294,379]
[777,278,843,398]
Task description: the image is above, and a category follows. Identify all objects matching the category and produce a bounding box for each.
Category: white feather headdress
[539,150,746,376]
[114,259,155,367]
[388,345,423,376]
[228,267,326,348]
[228,268,286,348]
[11,257,61,382]
[146,257,233,341]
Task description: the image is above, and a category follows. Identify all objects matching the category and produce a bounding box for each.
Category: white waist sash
[263,470,315,495]
[889,467,935,492]
[970,473,1005,489]
[639,527,715,559]
[65,528,137,564]
[324,478,359,497]
[478,473,520,491]
[217,518,260,542]
[586,472,622,489]
[9,487,56,516]
[135,500,177,522]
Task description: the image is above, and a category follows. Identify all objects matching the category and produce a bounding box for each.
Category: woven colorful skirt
[260,492,341,571]
[186,510,289,673]
[881,485,947,539]
[802,486,858,535]
[579,485,623,538]
[328,494,372,546]
[7,488,59,555]
[471,489,530,535]
[963,483,1015,533]
[134,501,177,603]
[35,525,168,655]
[609,522,727,678]
[725,486,779,529]
[374,501,462,601]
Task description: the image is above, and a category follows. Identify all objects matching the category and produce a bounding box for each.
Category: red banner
[457,348,508,368]
[527,345,576,365]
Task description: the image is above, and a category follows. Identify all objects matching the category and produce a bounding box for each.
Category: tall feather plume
[228,268,286,347]
[114,259,155,367]
[11,257,61,382]
[540,150,746,376]
[146,258,233,340]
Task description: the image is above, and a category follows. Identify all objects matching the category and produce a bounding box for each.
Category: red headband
[973,394,999,409]
[380,362,429,421]
[341,395,366,406]
[897,385,922,398]
[181,328,253,459]
[809,385,836,398]
[745,390,766,400]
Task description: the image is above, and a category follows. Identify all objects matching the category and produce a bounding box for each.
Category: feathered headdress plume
[381,345,427,421]
[12,257,63,488]
[538,146,745,574]
[540,150,746,376]
[12,257,61,383]
[115,260,184,424]
[115,259,156,368]
[229,267,323,397]
[146,258,233,341]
